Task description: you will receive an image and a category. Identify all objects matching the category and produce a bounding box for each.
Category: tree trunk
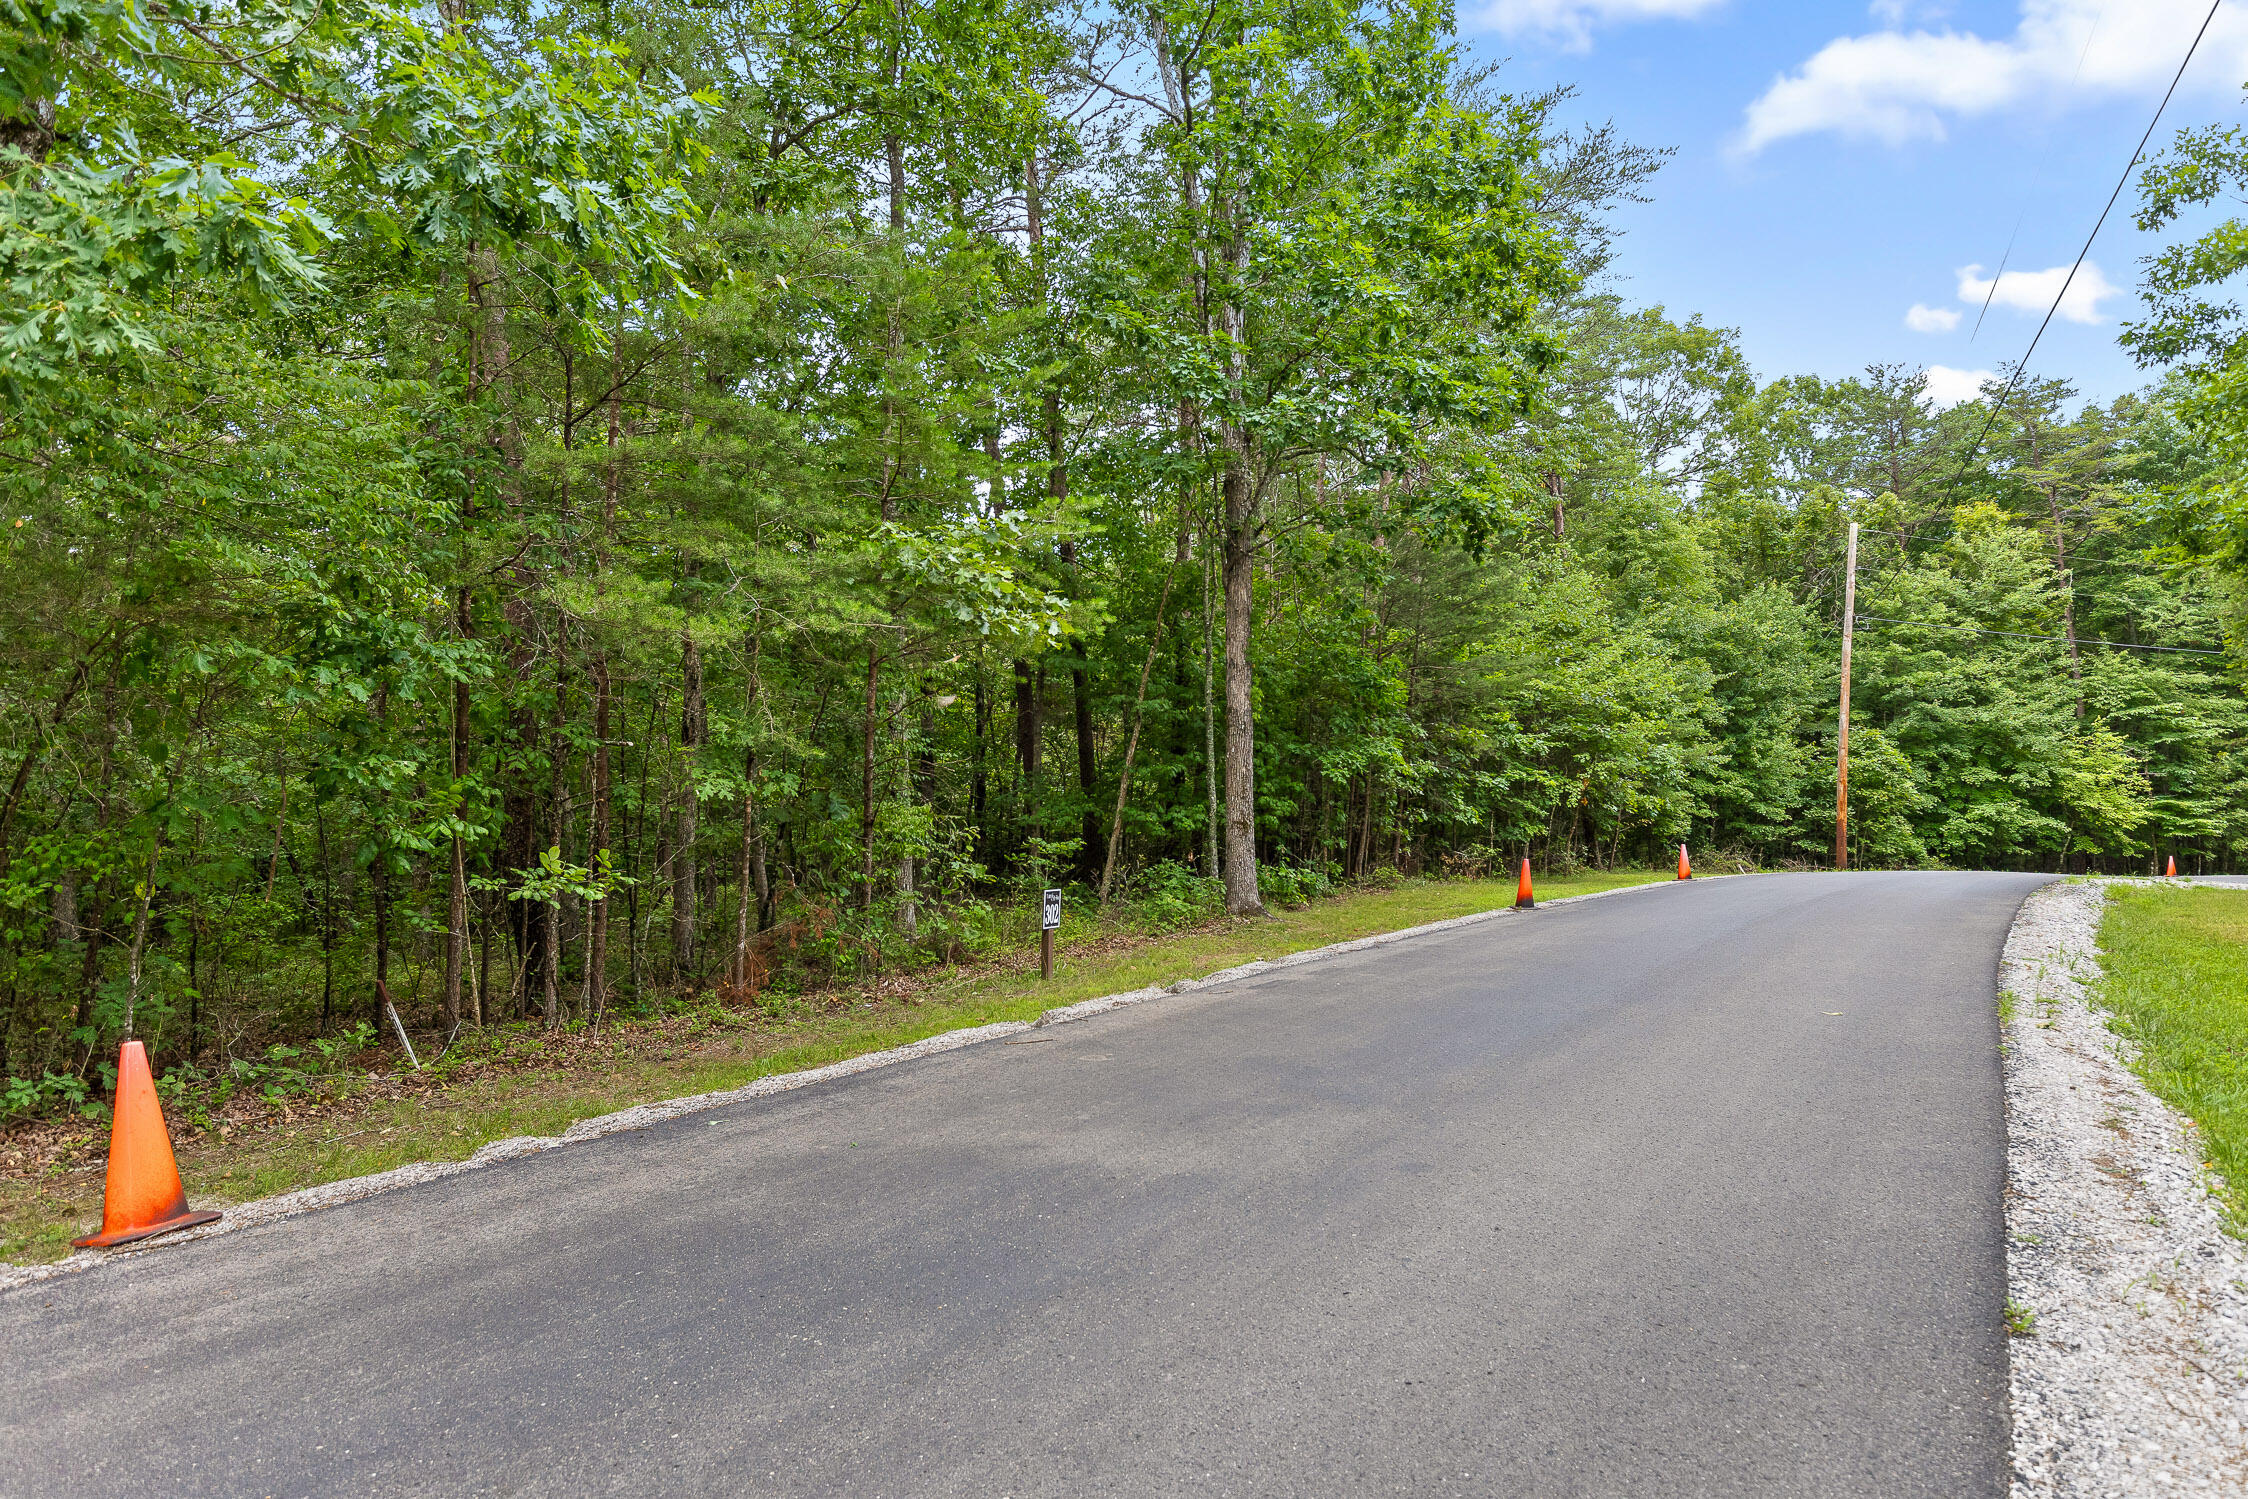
[734,755,761,992]
[73,874,104,1063]
[444,589,471,1029]
[471,238,542,1011]
[971,665,990,858]
[896,687,916,938]
[502,721,542,1008]
[861,640,882,910]
[1219,467,1264,915]
[673,632,703,978]
[544,669,567,1027]
[733,632,766,989]
[1014,660,1042,796]
[1354,774,1375,877]
[51,865,77,954]
[372,684,393,1030]
[1069,641,1098,878]
[587,653,611,1026]
[122,839,159,1040]
[1213,157,1265,915]
[1100,540,1184,902]
[586,367,625,1024]
[312,809,334,1031]
[475,884,490,1027]
[373,855,392,1032]
[1201,502,1221,879]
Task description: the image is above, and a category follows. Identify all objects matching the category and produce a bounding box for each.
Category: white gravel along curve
[2002,879,2248,1496]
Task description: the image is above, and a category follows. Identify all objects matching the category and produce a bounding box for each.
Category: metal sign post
[1041,888,1061,980]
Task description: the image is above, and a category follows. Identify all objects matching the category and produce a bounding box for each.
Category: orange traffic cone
[72,1040,219,1249]
[2166,855,2177,878]
[1515,858,1536,909]
[1677,844,1692,881]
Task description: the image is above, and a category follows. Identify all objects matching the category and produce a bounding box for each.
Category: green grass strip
[2097,886,2248,1233]
[4,868,1671,1266]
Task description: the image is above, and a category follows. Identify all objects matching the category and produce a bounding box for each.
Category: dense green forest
[3,0,2245,1090]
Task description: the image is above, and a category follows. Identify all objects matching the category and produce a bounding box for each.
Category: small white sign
[1042,888,1063,931]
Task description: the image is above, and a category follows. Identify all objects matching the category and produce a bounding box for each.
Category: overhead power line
[1853,614,2229,656]
[1971,16,2107,343]
[1847,526,2172,571]
[1949,0,2222,469]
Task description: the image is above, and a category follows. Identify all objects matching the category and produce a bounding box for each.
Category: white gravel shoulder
[1,875,1700,1293]
[2002,878,2248,1496]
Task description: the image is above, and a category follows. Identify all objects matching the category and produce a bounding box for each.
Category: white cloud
[1477,0,1725,49]
[1905,303,1962,333]
[1923,365,1998,408]
[1954,259,2119,323]
[1740,0,2248,152]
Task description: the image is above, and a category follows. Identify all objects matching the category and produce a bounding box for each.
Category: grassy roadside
[2,867,1671,1266]
[2096,885,2248,1233]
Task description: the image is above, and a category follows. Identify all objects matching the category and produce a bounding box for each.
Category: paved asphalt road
[4,871,2048,1497]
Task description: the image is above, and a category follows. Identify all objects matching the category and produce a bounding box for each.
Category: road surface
[3,871,2047,1497]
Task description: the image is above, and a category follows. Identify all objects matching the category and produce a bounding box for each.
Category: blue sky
[1459,0,2248,406]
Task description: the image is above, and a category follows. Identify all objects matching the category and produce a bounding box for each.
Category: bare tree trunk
[1026,153,1101,879]
[753,805,772,933]
[122,839,159,1040]
[971,666,990,855]
[672,633,703,978]
[544,671,566,1027]
[445,589,471,1029]
[475,886,489,1027]
[1348,773,1366,880]
[1069,641,1098,877]
[372,684,394,1029]
[1219,467,1264,913]
[861,640,882,910]
[896,687,916,938]
[51,865,77,954]
[374,856,392,1031]
[1212,153,1266,916]
[312,810,333,1032]
[587,654,611,1026]
[915,688,937,864]
[734,764,758,992]
[1201,507,1221,879]
[733,632,765,989]
[1100,540,1184,903]
[1014,659,1042,804]
[471,241,543,1007]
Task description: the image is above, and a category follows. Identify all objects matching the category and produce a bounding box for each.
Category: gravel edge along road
[2002,879,2248,1496]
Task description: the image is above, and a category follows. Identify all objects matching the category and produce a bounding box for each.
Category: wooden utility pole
[1835,521,1859,871]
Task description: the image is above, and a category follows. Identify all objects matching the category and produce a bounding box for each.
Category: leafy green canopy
[0,0,2237,1110]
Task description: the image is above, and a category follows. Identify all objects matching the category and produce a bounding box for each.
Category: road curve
[3,871,2048,1497]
